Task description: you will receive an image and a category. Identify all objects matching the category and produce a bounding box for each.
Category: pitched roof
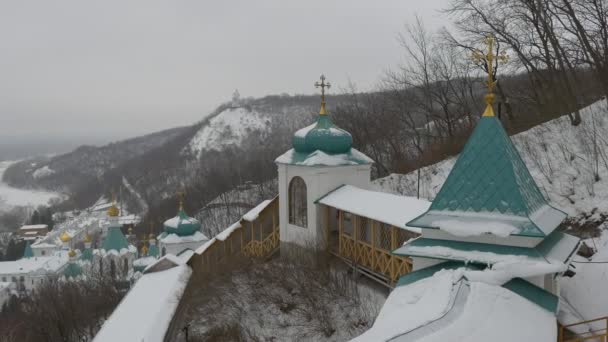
[407,116,566,237]
[102,226,130,252]
[316,185,430,234]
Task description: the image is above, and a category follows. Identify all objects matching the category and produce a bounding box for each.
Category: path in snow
[0,160,61,211]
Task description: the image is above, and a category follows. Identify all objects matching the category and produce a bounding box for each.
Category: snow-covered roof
[19,224,48,230]
[159,231,208,244]
[351,268,557,342]
[242,199,273,222]
[0,251,69,275]
[32,242,58,249]
[93,264,192,342]
[275,148,373,167]
[195,221,242,255]
[317,185,431,234]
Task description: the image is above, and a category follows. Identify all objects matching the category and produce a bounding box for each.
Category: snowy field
[0,160,62,211]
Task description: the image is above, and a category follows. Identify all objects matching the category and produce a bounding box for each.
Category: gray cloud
[0,0,447,145]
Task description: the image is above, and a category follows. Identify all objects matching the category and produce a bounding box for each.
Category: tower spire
[472,35,508,117]
[176,190,185,211]
[314,74,331,115]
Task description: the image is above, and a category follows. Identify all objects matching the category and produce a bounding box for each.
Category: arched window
[123,259,128,276]
[289,176,308,228]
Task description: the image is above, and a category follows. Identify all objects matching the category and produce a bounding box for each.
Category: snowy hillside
[186,107,271,155]
[375,99,608,219]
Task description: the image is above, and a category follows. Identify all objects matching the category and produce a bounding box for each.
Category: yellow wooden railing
[192,197,280,273]
[559,317,608,342]
[334,209,415,285]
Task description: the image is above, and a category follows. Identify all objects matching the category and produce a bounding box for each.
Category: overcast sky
[0,0,448,146]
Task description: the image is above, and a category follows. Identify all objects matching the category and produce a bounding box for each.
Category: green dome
[293,114,353,154]
[163,209,201,236]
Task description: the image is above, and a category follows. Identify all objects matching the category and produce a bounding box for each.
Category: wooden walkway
[559,317,608,342]
[326,206,417,286]
[191,197,280,274]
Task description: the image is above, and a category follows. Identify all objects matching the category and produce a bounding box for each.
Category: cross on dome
[471,35,509,117]
[314,74,331,115]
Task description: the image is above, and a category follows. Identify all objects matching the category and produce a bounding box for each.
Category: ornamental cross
[176,190,185,210]
[314,74,331,103]
[471,35,508,94]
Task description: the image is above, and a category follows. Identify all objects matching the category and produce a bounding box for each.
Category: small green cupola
[292,75,353,154]
[163,195,201,237]
[23,241,34,258]
[275,75,373,167]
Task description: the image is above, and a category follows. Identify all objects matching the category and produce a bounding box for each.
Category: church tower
[275,75,373,250]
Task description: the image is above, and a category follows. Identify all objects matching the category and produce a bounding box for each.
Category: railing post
[338,210,343,256]
[371,220,376,272]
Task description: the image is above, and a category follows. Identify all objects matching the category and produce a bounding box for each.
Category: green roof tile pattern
[408,116,566,237]
[102,226,130,252]
[502,278,558,313]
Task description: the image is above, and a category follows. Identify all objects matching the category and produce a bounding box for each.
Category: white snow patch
[32,165,55,179]
[187,107,270,155]
[242,199,272,222]
[0,161,62,210]
[433,219,518,237]
[351,269,457,342]
[93,265,192,342]
[275,148,373,166]
[318,185,430,234]
[160,231,208,244]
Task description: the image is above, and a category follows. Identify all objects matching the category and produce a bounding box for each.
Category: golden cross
[471,35,508,95]
[314,74,331,115]
[176,190,186,210]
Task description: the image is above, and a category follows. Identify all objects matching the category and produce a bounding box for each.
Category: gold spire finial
[471,35,508,117]
[176,191,186,211]
[107,191,120,217]
[84,230,92,243]
[68,248,76,258]
[314,74,331,115]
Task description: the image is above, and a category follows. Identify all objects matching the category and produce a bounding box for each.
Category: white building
[158,201,208,256]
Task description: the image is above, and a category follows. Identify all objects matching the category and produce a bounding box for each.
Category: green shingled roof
[80,248,93,261]
[502,277,558,313]
[23,241,33,258]
[407,116,566,237]
[102,226,130,252]
[64,262,83,278]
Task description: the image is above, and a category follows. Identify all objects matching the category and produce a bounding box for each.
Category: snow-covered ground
[375,99,608,218]
[186,106,271,156]
[560,230,608,332]
[0,160,62,211]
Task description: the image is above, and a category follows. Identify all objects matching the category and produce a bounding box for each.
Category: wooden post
[371,220,376,272]
[390,226,397,282]
[324,205,330,251]
[240,227,244,254]
[353,213,359,275]
[338,210,343,256]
